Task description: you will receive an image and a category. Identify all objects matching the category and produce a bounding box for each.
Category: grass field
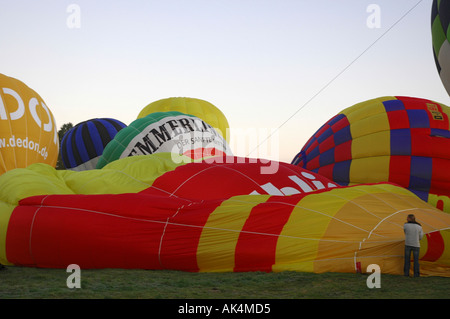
[1,266,449,299]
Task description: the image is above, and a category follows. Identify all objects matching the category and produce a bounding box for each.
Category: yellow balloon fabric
[137,97,230,140]
[0,73,59,175]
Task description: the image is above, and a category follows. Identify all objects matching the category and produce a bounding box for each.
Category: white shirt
[404,222,424,248]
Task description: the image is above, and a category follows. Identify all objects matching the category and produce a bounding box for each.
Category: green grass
[0,267,449,299]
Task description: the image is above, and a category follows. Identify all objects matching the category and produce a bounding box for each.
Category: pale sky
[0,0,447,162]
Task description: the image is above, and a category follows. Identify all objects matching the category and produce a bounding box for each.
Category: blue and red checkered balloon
[292,96,450,212]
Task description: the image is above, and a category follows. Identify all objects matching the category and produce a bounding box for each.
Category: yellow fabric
[0,73,58,176]
[273,191,349,272]
[427,193,450,212]
[437,230,450,265]
[342,96,395,123]
[349,156,390,184]
[349,112,391,140]
[197,196,269,272]
[0,203,13,265]
[351,130,390,159]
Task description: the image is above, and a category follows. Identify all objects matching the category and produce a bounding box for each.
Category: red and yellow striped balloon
[1,154,450,276]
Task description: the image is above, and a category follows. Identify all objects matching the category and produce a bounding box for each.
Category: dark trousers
[404,245,420,277]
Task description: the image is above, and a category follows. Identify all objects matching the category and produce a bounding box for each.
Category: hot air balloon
[0,73,58,175]
[60,118,126,171]
[137,97,229,140]
[432,0,450,95]
[1,154,450,276]
[96,111,233,169]
[292,96,450,212]
[141,156,338,200]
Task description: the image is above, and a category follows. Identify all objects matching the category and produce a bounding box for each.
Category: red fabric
[388,156,411,188]
[410,128,432,156]
[334,140,352,163]
[421,232,445,262]
[387,110,410,130]
[7,194,199,269]
[318,136,335,154]
[330,116,350,133]
[305,156,320,171]
[142,157,336,200]
[233,195,301,272]
[318,164,334,181]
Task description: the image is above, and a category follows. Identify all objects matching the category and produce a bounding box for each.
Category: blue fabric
[407,109,430,128]
[327,114,346,127]
[64,128,77,168]
[308,147,320,161]
[87,121,104,157]
[75,124,90,163]
[334,125,352,145]
[430,128,450,138]
[319,148,335,167]
[333,160,351,184]
[101,119,123,141]
[390,129,411,156]
[60,118,126,169]
[317,127,334,144]
[409,156,433,194]
[383,99,405,112]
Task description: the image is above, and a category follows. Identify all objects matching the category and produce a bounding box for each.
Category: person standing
[404,214,424,277]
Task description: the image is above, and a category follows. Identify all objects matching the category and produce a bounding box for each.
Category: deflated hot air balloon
[0,73,58,175]
[1,154,450,276]
[60,118,126,171]
[141,156,338,200]
[432,0,450,95]
[292,96,450,212]
[137,97,229,139]
[96,111,233,169]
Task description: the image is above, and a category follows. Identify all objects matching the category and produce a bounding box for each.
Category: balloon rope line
[371,183,448,230]
[158,203,191,268]
[349,185,435,270]
[169,164,261,197]
[325,192,404,230]
[246,0,425,157]
[158,217,170,268]
[28,195,49,266]
[32,202,406,244]
[354,206,429,271]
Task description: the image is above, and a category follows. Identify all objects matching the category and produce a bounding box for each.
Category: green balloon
[432,0,450,95]
[96,111,232,168]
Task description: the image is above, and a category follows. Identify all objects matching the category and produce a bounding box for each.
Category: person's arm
[419,226,424,241]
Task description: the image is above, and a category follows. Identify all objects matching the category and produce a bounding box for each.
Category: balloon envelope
[60,118,126,171]
[0,73,58,175]
[137,97,229,139]
[1,155,450,276]
[97,111,233,169]
[292,96,450,212]
[432,0,450,95]
[141,156,338,200]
